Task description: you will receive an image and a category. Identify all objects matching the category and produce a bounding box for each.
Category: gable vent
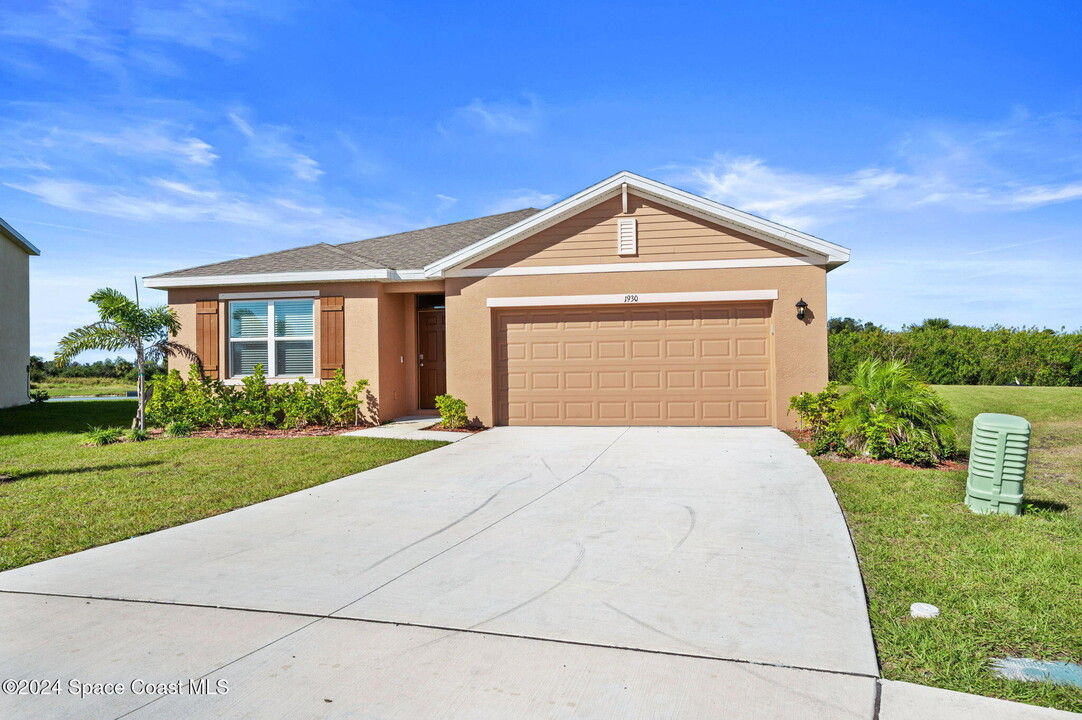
[617,218,637,256]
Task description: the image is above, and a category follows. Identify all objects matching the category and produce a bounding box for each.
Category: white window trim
[486,289,779,308]
[228,299,316,379]
[222,377,323,386]
[220,290,320,300]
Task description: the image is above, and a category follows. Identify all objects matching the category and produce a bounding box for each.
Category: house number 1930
[623,294,639,303]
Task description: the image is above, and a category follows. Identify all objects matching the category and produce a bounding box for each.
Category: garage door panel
[598,402,629,420]
[597,341,626,359]
[735,338,768,358]
[665,339,696,357]
[630,310,662,326]
[564,371,593,390]
[631,340,661,359]
[701,339,732,359]
[631,371,662,389]
[495,302,773,426]
[736,369,769,389]
[564,341,593,359]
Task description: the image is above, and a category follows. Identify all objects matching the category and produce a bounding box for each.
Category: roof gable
[424,171,849,277]
[465,192,807,271]
[144,172,849,289]
[0,216,39,255]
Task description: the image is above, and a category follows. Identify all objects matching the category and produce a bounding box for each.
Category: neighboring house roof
[0,216,40,255]
[145,172,850,289]
[145,208,539,286]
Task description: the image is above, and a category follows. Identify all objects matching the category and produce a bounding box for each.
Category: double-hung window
[229,299,315,377]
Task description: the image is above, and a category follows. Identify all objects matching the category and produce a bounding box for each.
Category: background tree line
[828,318,1082,386]
[30,355,165,384]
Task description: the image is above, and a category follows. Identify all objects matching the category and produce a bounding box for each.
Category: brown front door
[418,308,447,408]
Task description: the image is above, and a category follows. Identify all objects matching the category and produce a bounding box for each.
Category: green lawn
[33,377,136,397]
[817,385,1082,712]
[0,400,446,571]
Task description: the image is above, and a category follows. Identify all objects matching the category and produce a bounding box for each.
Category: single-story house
[0,217,40,409]
[145,172,850,428]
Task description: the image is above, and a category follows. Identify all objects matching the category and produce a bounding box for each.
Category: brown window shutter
[320,296,345,379]
[195,300,220,379]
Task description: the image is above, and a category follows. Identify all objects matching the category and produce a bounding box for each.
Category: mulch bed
[421,423,487,434]
[147,426,371,440]
[786,429,967,471]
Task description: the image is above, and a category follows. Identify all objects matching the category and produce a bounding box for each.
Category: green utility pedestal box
[965,413,1030,516]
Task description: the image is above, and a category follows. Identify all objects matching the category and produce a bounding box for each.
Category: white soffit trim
[424,170,850,277]
[144,268,426,289]
[450,256,821,278]
[487,289,779,308]
[0,216,40,256]
[219,290,320,300]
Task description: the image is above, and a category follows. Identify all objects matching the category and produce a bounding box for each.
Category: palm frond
[148,339,202,371]
[55,323,133,367]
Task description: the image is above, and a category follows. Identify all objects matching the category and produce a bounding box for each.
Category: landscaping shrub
[146,364,368,431]
[166,420,194,438]
[28,389,49,403]
[127,427,149,442]
[791,359,956,466]
[829,319,1082,386]
[434,394,468,429]
[84,426,124,446]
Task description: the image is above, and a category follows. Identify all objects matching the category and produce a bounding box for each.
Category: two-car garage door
[495,302,773,426]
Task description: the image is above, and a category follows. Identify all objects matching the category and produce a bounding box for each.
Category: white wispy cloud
[0,0,286,75]
[8,176,387,240]
[228,109,323,181]
[1,119,218,169]
[446,95,543,136]
[74,126,218,165]
[485,188,558,214]
[435,194,459,213]
[673,114,1082,228]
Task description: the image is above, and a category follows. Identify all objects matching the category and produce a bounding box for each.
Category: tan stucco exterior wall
[167,281,435,422]
[0,238,31,408]
[445,264,828,429]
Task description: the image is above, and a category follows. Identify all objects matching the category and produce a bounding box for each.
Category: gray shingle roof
[148,208,540,279]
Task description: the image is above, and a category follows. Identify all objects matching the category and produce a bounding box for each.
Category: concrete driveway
[1,426,880,719]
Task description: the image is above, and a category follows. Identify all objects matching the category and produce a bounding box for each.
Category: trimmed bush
[791,359,956,466]
[434,394,468,429]
[29,389,49,403]
[146,364,369,431]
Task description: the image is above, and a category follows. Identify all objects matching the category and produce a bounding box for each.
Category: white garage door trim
[487,289,779,308]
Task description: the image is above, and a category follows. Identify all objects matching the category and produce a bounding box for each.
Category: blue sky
[1,0,1080,359]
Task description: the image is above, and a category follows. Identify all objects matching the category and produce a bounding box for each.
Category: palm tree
[55,288,200,430]
[835,358,956,462]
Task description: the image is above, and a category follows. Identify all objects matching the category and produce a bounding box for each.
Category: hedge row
[146,365,369,430]
[829,323,1082,386]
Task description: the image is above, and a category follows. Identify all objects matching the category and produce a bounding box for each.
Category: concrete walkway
[341,415,473,442]
[0,427,1072,718]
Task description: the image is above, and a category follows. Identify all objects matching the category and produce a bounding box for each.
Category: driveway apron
[1,426,879,719]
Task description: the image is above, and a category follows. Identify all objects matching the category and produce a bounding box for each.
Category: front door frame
[417,306,447,409]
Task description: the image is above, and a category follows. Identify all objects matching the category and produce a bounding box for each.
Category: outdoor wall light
[795,298,808,320]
